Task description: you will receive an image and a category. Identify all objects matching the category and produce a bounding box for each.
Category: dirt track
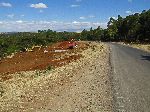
[0,42,113,112]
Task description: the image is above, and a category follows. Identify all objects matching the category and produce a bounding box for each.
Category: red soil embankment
[0,41,88,81]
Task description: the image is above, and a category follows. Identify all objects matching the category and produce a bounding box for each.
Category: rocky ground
[0,42,113,112]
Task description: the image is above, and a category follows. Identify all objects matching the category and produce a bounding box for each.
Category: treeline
[0,9,150,58]
[106,10,150,42]
[79,9,150,42]
[0,31,76,57]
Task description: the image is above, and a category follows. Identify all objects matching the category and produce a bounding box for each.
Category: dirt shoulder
[130,44,150,53]
[119,42,150,53]
[0,42,113,112]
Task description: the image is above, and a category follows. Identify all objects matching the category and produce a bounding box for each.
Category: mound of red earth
[58,41,77,49]
[0,41,88,81]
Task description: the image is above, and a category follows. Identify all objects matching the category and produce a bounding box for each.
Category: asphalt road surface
[109,43,150,112]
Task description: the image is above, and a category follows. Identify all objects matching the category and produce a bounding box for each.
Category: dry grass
[118,42,150,53]
[130,44,150,53]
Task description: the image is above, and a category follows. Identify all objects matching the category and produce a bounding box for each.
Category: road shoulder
[0,42,113,112]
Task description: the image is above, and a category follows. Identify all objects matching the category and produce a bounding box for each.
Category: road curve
[109,43,150,112]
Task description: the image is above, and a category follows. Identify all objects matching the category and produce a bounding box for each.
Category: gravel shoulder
[0,42,113,112]
[119,42,150,53]
[129,44,150,53]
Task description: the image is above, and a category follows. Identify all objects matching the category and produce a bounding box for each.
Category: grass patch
[35,70,41,77]
[34,65,53,78]
[0,85,4,97]
[47,65,52,71]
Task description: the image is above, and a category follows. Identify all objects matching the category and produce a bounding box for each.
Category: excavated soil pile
[0,41,88,81]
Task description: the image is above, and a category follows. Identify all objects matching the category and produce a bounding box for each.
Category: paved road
[109,43,150,112]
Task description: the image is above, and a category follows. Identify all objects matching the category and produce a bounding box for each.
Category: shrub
[47,65,52,71]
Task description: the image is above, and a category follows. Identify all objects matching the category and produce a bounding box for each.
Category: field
[0,41,88,81]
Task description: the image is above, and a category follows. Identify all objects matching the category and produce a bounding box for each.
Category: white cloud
[0,2,12,7]
[70,4,80,7]
[108,16,117,20]
[126,10,132,14]
[76,30,82,33]
[0,21,107,32]
[16,20,23,23]
[30,3,48,9]
[72,21,80,24]
[78,15,95,20]
[79,16,86,20]
[134,11,140,14]
[7,14,14,19]
[89,15,95,18]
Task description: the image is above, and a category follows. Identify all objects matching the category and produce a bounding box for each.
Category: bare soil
[0,42,113,112]
[0,41,88,81]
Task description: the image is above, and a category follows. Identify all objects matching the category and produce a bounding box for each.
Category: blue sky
[0,0,150,32]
